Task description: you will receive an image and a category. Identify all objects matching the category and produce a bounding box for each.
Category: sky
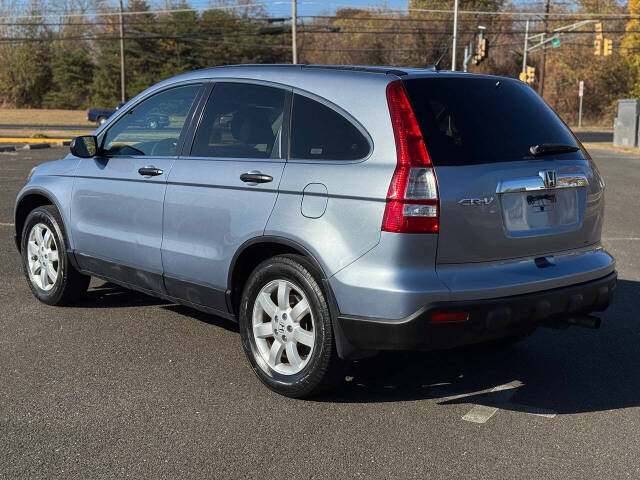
[261,0,410,17]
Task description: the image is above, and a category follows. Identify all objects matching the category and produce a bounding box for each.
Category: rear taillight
[382,80,439,234]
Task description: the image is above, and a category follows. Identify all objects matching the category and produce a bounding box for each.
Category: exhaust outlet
[567,315,601,330]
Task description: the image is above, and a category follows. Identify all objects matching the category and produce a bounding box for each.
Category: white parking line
[460,382,521,424]
[603,237,640,241]
[504,403,557,418]
[0,222,14,227]
[462,404,501,424]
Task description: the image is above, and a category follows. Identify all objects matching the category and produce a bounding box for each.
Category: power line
[0,2,638,21]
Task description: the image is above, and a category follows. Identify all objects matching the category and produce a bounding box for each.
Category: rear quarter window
[402,77,582,166]
[290,94,370,161]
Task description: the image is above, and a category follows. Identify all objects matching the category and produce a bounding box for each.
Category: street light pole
[451,0,459,71]
[539,0,551,96]
[522,19,529,76]
[118,0,126,103]
[291,0,298,64]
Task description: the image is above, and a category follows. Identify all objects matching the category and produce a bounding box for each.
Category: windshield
[402,76,582,166]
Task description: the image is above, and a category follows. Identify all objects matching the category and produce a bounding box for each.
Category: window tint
[290,94,370,161]
[102,85,200,156]
[191,83,286,159]
[402,77,581,166]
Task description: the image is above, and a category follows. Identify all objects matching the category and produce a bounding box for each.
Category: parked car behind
[15,64,616,398]
[87,102,125,125]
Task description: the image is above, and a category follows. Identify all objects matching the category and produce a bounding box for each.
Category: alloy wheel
[27,223,59,291]
[252,279,315,375]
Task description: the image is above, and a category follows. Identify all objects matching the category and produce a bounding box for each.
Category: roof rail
[218,63,413,76]
[300,64,409,76]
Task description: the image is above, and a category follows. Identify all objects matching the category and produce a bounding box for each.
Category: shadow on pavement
[77,280,240,333]
[79,278,639,415]
[75,282,170,308]
[315,279,640,416]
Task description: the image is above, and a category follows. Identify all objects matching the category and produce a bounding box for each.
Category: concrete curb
[0,140,71,153]
[22,143,51,150]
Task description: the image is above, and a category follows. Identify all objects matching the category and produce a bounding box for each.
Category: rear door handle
[138,166,163,177]
[240,172,273,184]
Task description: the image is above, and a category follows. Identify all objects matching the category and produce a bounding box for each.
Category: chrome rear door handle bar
[496,172,588,194]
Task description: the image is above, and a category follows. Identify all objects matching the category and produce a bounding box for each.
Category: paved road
[1,147,639,479]
[575,130,614,143]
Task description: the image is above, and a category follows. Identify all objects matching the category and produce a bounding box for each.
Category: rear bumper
[336,271,616,353]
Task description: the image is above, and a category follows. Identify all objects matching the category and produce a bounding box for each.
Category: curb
[0,140,71,153]
[23,143,51,150]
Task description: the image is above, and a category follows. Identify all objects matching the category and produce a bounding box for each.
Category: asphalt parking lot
[1,146,639,479]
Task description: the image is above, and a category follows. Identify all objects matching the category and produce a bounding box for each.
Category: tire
[21,205,90,306]
[239,254,343,398]
[97,116,107,125]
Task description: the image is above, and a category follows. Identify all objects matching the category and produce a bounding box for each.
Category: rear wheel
[21,205,90,305]
[239,254,343,398]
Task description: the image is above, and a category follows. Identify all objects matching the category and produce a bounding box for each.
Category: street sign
[579,80,584,97]
[552,37,561,48]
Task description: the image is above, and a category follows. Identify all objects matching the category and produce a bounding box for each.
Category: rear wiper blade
[529,143,580,157]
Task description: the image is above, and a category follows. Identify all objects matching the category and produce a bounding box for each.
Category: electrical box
[613,99,640,147]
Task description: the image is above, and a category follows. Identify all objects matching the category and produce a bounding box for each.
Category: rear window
[402,77,581,166]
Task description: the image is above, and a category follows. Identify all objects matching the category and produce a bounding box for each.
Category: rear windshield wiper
[529,143,580,157]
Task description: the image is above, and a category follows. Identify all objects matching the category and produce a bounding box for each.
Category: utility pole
[451,0,459,71]
[539,0,551,96]
[522,19,529,77]
[291,0,297,64]
[118,0,126,103]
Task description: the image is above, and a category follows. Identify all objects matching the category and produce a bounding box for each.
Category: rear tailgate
[403,75,604,264]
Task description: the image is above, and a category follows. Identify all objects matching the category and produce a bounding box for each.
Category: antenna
[432,38,453,70]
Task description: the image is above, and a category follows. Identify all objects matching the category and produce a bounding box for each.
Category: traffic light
[594,22,603,56]
[479,38,489,61]
[604,38,613,56]
[519,66,535,84]
[472,35,489,65]
[526,65,535,84]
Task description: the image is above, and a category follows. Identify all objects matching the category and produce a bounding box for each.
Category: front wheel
[21,205,90,305]
[239,254,343,398]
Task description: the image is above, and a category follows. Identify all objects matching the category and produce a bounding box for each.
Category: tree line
[0,0,638,126]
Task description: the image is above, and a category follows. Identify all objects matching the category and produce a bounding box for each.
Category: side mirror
[70,135,98,158]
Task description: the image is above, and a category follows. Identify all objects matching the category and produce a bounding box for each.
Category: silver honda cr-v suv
[14,64,616,397]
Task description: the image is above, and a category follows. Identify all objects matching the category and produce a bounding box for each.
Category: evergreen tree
[43,48,94,109]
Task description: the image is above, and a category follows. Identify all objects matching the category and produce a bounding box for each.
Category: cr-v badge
[458,197,494,206]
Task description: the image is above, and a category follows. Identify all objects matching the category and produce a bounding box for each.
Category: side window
[102,84,200,156]
[190,83,286,159]
[290,94,370,161]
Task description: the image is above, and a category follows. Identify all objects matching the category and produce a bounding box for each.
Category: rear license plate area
[501,189,579,232]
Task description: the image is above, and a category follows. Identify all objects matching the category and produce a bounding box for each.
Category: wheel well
[229,241,320,316]
[15,194,53,251]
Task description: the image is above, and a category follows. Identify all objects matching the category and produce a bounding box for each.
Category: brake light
[382,80,439,234]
